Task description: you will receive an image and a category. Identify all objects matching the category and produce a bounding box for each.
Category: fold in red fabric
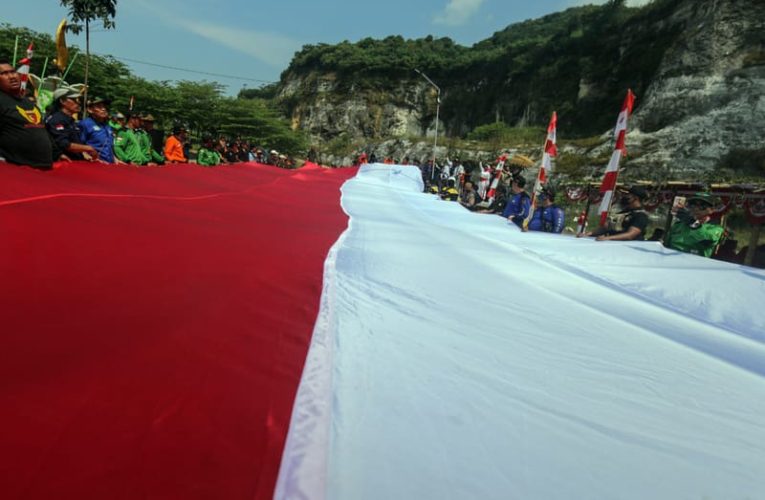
[0,161,356,500]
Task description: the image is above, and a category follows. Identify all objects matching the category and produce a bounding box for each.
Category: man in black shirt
[581,186,650,241]
[0,60,54,169]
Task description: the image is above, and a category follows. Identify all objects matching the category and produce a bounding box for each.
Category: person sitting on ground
[45,87,99,161]
[502,176,531,228]
[475,184,509,215]
[78,97,118,163]
[460,181,480,210]
[114,112,151,165]
[580,186,650,241]
[440,177,460,201]
[527,187,565,233]
[0,59,54,169]
[164,125,187,163]
[665,192,725,257]
[197,135,221,167]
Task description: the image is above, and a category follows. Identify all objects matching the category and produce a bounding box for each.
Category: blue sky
[3,0,648,94]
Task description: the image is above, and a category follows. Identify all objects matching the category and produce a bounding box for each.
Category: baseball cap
[687,192,719,207]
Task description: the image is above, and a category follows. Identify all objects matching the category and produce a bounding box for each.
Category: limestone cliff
[277,0,765,177]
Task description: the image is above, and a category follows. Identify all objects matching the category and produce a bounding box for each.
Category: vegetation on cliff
[280,0,686,138]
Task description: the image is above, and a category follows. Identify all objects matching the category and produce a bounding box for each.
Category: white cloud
[175,19,301,68]
[135,0,301,68]
[566,0,652,6]
[433,0,486,26]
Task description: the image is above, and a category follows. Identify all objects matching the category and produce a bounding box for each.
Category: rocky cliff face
[628,0,765,175]
[279,73,430,141]
[278,0,765,177]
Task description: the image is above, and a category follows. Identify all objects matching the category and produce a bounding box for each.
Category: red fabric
[0,161,356,499]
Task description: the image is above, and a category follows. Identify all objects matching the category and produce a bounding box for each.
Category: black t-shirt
[45,110,82,160]
[0,92,53,169]
[615,208,649,240]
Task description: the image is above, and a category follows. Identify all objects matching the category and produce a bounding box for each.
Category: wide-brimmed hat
[52,86,80,101]
[86,96,111,106]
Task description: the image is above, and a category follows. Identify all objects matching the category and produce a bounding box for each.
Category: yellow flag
[54,18,68,72]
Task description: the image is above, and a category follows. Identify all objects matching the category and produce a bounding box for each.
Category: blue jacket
[78,117,115,163]
[502,191,531,225]
[528,205,566,233]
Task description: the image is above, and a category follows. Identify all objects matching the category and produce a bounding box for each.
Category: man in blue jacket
[78,97,115,163]
[528,187,565,233]
[502,176,531,228]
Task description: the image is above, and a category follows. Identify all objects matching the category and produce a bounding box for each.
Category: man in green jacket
[138,114,164,164]
[196,135,221,166]
[114,112,151,165]
[667,192,725,258]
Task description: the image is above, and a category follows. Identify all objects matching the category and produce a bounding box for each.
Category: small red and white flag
[485,154,508,205]
[597,89,635,226]
[523,112,557,229]
[16,43,34,96]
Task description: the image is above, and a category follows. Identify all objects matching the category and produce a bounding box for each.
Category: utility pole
[415,69,441,180]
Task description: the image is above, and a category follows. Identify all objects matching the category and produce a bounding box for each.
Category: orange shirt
[164,135,186,163]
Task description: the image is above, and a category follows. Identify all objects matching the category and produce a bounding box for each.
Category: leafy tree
[60,0,117,116]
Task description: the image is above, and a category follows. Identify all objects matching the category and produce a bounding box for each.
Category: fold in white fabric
[277,164,765,500]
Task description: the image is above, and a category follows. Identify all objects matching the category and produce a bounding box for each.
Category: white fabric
[277,165,765,500]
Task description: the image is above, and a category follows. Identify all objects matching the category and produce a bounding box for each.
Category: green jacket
[136,129,164,163]
[668,221,724,257]
[114,128,150,165]
[197,147,221,166]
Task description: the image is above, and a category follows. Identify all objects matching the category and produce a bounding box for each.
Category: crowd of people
[410,155,728,259]
[0,60,294,170]
[0,58,746,262]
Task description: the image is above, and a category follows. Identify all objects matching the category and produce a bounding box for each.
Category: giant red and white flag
[2,161,765,500]
[597,89,635,226]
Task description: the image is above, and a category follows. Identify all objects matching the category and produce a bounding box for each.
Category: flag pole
[12,35,19,66]
[40,56,49,79]
[62,52,79,80]
[596,89,635,227]
[523,112,557,231]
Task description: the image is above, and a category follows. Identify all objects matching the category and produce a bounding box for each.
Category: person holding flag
[579,186,649,241]
[502,176,531,228]
[523,112,557,231]
[527,186,565,233]
[79,97,117,163]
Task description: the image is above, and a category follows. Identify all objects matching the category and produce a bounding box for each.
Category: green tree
[60,0,117,116]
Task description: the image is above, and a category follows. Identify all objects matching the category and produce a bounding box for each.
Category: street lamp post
[415,69,441,180]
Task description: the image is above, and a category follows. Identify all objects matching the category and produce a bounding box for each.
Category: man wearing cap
[666,193,725,257]
[45,86,98,161]
[79,97,116,163]
[164,126,187,163]
[581,186,650,241]
[0,59,54,169]
[114,112,150,165]
[527,187,565,234]
[502,175,531,228]
[109,111,126,132]
[137,114,164,164]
